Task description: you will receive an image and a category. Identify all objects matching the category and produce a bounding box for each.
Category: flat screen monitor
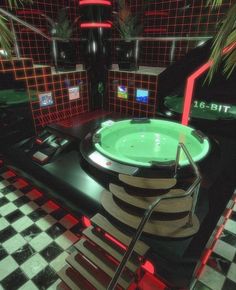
[117,85,128,99]
[136,88,149,103]
[39,92,54,107]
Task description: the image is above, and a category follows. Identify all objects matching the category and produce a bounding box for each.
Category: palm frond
[207,0,223,7]
[206,2,236,83]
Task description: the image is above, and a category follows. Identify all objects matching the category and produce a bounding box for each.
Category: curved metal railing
[107,142,202,290]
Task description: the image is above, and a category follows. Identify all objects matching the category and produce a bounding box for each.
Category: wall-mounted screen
[117,85,128,99]
[39,92,54,107]
[68,86,80,100]
[136,88,149,103]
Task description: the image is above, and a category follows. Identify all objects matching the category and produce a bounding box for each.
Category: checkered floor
[191,195,236,290]
[0,163,83,290]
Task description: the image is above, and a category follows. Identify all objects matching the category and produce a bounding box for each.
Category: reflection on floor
[191,191,236,290]
[0,162,83,290]
[1,157,236,290]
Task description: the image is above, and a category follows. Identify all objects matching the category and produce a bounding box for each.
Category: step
[91,213,149,256]
[75,238,134,289]
[79,226,141,273]
[58,265,95,290]
[67,251,120,290]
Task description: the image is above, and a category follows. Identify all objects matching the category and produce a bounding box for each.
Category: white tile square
[20,253,47,279]
[29,232,53,252]
[0,217,9,231]
[12,216,34,232]
[0,202,17,216]
[0,180,10,189]
[59,214,78,229]
[47,279,62,290]
[2,233,26,254]
[225,219,236,235]
[26,189,42,200]
[35,215,57,231]
[19,201,38,215]
[18,280,38,290]
[0,256,18,280]
[199,265,225,290]
[227,262,236,283]
[5,190,23,201]
[50,252,68,272]
[55,231,79,250]
[213,239,236,261]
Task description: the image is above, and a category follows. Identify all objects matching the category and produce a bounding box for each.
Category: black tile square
[5,209,24,223]
[21,224,41,240]
[28,208,47,222]
[32,265,58,290]
[0,246,8,261]
[0,196,9,206]
[233,253,236,263]
[230,211,236,221]
[220,230,236,247]
[207,252,231,275]
[70,223,82,236]
[50,208,67,220]
[20,185,34,194]
[40,242,63,262]
[46,223,66,239]
[13,195,30,207]
[0,185,16,194]
[1,268,28,290]
[222,278,236,290]
[12,244,35,265]
[34,196,49,206]
[192,280,211,289]
[0,226,17,243]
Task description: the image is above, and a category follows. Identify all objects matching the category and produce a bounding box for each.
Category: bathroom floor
[0,162,82,290]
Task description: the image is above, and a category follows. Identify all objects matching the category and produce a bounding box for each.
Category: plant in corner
[41,7,80,71]
[114,0,143,71]
[0,0,33,57]
[206,0,236,83]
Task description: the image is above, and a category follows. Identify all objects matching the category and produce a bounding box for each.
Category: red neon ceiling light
[80,22,112,28]
[79,0,111,5]
[181,42,236,126]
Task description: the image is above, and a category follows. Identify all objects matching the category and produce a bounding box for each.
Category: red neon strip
[104,233,127,250]
[79,0,111,5]
[82,216,91,227]
[144,28,167,33]
[201,248,212,265]
[214,225,224,240]
[80,22,112,28]
[145,11,169,16]
[141,260,155,274]
[225,208,233,219]
[181,41,236,126]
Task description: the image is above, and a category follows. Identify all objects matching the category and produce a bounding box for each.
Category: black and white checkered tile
[0,162,83,290]
[191,191,236,290]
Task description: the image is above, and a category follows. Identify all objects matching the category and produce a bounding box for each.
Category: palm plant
[0,0,32,57]
[207,0,236,82]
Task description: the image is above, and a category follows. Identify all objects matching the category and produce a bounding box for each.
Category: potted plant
[206,0,236,82]
[41,8,80,71]
[114,0,143,71]
[0,0,32,57]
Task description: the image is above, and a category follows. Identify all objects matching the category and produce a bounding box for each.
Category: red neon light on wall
[79,0,111,5]
[141,260,155,274]
[181,42,236,126]
[80,22,112,28]
[145,11,169,16]
[104,233,127,250]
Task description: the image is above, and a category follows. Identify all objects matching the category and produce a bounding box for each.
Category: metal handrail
[107,142,202,290]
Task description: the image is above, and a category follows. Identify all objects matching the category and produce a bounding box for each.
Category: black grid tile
[0,226,17,243]
[220,230,236,247]
[0,196,9,206]
[28,208,47,222]
[21,224,42,240]
[0,185,16,194]
[0,247,8,261]
[1,268,28,290]
[46,222,67,239]
[13,195,30,207]
[12,244,35,265]
[222,278,236,290]
[32,265,58,290]
[5,209,24,223]
[40,242,63,263]
[50,208,68,221]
